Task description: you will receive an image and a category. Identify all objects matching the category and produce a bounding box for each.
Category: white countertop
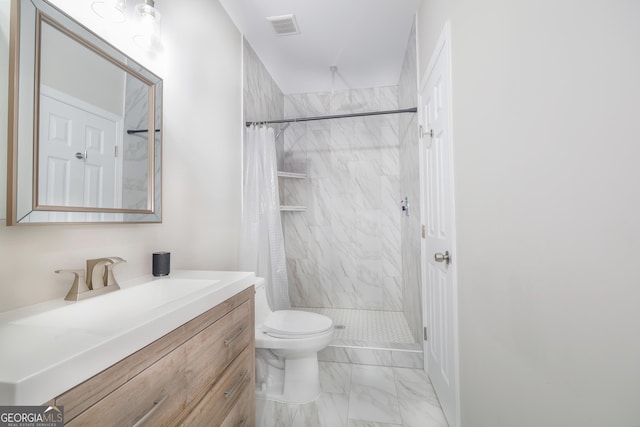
[0,270,256,405]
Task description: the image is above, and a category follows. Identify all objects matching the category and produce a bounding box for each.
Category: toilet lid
[263,310,333,337]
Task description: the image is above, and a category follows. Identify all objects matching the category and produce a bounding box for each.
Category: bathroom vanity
[0,271,256,426]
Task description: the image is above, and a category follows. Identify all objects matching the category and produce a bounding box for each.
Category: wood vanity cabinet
[52,286,256,427]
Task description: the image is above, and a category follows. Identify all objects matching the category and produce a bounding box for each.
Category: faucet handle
[105,257,127,287]
[56,269,89,301]
[86,258,114,290]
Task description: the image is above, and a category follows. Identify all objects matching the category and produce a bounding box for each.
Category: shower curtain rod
[245,107,417,127]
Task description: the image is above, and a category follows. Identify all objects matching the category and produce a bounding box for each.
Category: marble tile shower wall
[282,88,404,310]
[243,39,285,168]
[242,34,420,320]
[122,74,153,210]
[398,23,422,343]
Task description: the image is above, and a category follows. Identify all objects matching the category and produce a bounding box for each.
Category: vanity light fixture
[91,0,127,23]
[133,0,162,49]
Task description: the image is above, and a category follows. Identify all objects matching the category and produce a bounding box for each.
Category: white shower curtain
[240,125,290,310]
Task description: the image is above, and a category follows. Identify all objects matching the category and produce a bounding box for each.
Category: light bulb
[133,1,161,49]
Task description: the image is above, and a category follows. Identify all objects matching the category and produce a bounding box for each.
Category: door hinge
[421,225,426,238]
[419,125,434,139]
[420,125,433,139]
[114,146,119,157]
[424,326,428,341]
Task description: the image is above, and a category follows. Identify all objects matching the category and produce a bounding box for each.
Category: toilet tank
[253,278,273,325]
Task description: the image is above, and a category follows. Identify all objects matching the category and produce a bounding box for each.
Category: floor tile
[291,392,349,427]
[393,368,439,402]
[297,308,414,343]
[393,368,448,427]
[256,397,297,427]
[256,363,448,427]
[319,361,352,394]
[347,421,402,427]
[348,365,402,424]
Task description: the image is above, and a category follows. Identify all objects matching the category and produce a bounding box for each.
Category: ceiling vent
[266,14,300,36]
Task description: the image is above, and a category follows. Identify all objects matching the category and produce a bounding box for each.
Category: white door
[39,92,119,208]
[419,23,459,427]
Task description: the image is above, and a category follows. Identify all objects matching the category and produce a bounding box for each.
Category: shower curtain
[240,125,290,310]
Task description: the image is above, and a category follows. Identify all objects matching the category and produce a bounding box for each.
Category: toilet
[254,279,334,404]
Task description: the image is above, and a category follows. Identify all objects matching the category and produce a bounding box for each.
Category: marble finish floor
[256,362,448,427]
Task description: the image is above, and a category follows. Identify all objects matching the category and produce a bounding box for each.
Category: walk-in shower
[242,20,421,368]
[272,81,422,368]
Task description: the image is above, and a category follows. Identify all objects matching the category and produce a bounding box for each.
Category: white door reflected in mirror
[7,0,163,225]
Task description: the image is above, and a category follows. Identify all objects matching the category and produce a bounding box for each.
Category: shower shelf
[277,171,307,179]
[278,172,306,212]
[280,205,307,212]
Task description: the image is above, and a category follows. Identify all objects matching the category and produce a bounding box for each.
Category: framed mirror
[7,0,162,224]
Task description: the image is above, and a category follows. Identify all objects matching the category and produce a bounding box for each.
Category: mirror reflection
[38,20,151,211]
[7,0,163,224]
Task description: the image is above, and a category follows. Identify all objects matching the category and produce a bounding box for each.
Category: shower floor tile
[296,307,415,344]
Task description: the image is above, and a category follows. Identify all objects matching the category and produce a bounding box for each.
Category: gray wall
[0,0,9,216]
[418,0,640,425]
[40,21,124,116]
[0,0,243,311]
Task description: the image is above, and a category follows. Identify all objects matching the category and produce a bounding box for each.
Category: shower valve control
[401,196,409,217]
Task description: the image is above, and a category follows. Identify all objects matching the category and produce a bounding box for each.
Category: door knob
[434,251,451,265]
[74,151,87,160]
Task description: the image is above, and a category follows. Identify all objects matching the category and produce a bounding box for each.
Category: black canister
[152,252,170,277]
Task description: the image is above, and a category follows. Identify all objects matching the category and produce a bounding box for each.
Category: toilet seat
[263,310,333,339]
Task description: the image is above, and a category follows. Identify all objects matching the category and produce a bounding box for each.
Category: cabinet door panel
[178,349,254,427]
[182,300,252,409]
[220,385,255,427]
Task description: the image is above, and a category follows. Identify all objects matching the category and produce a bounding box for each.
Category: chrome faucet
[56,257,127,301]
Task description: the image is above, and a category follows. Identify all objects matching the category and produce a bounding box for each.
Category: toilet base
[255,349,321,404]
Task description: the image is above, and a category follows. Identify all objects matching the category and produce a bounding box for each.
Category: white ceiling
[219,0,419,95]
